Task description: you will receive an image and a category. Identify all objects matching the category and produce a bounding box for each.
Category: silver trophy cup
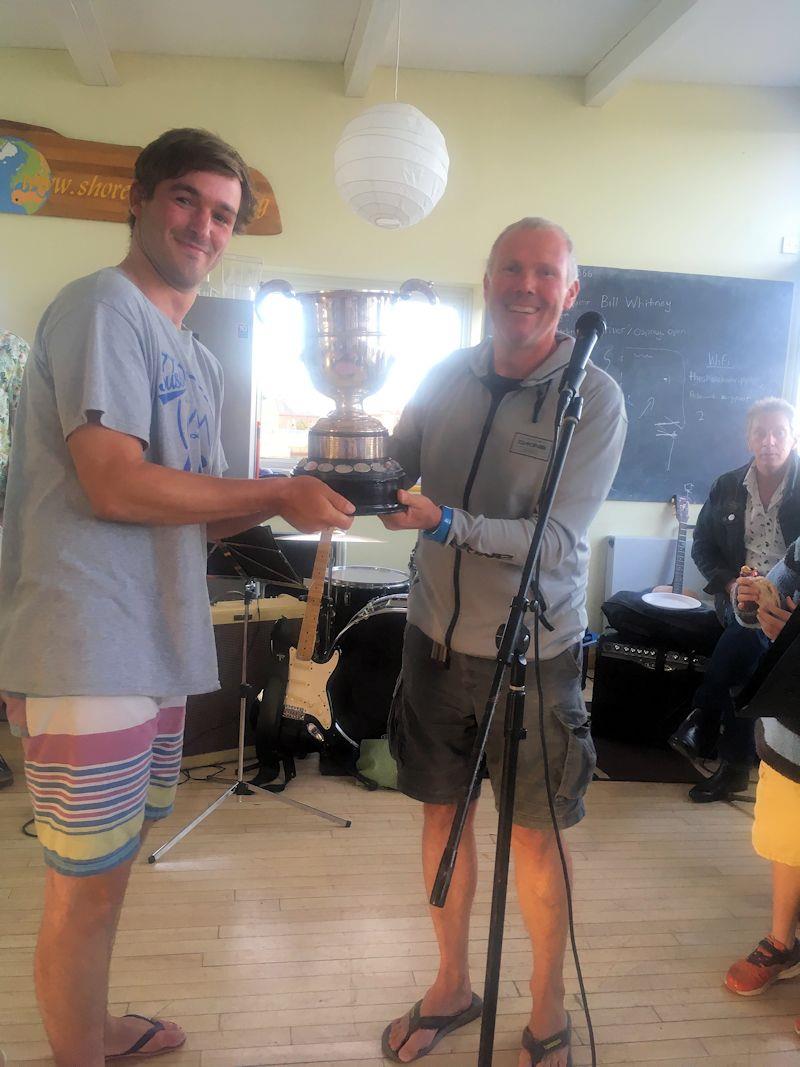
[257,278,437,514]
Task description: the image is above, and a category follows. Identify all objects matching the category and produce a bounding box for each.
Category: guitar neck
[296,530,333,661]
[672,525,688,594]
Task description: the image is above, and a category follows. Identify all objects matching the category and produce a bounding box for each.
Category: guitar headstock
[669,494,690,527]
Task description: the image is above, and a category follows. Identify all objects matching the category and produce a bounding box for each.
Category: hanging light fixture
[334,2,449,229]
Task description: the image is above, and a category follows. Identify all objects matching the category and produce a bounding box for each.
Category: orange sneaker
[725,935,800,996]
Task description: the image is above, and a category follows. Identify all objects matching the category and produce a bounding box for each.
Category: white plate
[642,591,702,611]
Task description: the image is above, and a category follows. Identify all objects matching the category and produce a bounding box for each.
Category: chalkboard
[559,265,795,503]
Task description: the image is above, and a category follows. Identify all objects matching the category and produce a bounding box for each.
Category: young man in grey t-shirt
[0,128,354,1067]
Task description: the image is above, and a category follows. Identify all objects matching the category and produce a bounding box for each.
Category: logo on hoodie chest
[510,432,552,462]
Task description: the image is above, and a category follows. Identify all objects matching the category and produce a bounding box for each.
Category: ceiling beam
[344,0,397,98]
[584,0,703,107]
[46,0,120,87]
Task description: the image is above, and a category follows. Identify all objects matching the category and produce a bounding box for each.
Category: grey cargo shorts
[388,624,596,829]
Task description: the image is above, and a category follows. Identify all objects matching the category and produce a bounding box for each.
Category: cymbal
[279,532,383,543]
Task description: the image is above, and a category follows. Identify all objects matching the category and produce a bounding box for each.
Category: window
[254,274,474,470]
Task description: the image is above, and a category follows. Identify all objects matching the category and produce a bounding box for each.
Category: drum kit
[324,561,408,653]
[321,564,408,732]
[277,529,409,691]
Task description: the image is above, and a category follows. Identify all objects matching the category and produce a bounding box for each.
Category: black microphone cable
[524,351,598,1065]
[529,591,596,1066]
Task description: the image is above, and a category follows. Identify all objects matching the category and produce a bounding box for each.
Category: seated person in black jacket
[670,397,800,802]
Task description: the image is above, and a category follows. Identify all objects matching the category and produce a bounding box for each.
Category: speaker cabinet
[591,631,708,747]
[184,596,304,758]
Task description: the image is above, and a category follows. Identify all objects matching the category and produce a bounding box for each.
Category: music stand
[147,526,351,864]
[210,526,340,654]
[206,524,308,598]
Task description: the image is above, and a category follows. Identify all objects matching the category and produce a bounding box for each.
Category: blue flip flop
[381,993,483,1062]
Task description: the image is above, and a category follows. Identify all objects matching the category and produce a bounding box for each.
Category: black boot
[0,754,13,789]
[669,708,718,761]
[688,761,750,803]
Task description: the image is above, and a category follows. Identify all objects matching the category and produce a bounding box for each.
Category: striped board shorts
[3,693,185,877]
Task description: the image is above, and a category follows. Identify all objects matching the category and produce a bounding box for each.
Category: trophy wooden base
[293,457,406,515]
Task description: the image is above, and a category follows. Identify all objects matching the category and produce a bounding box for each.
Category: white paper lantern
[334,102,449,229]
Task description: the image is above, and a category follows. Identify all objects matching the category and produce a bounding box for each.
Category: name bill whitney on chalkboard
[600,294,673,312]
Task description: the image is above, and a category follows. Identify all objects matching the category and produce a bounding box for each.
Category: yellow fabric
[35,811,145,863]
[145,779,178,814]
[752,762,800,866]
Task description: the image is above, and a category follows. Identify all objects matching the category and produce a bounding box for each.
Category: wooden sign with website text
[0,120,281,234]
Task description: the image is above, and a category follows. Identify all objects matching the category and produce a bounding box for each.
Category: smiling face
[129,169,241,293]
[483,226,579,366]
[747,409,797,476]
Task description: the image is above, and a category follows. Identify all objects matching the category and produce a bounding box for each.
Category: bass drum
[328,566,409,641]
[327,594,407,747]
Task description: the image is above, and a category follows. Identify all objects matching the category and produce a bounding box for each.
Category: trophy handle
[258,279,297,300]
[398,278,438,305]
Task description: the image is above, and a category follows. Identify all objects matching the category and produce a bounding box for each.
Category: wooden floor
[1,722,799,1067]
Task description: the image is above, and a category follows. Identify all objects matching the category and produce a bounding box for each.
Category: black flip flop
[105,1013,186,1061]
[381,992,483,1062]
[522,1012,573,1066]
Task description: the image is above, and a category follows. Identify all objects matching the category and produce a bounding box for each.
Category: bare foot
[517,1002,570,1067]
[105,1013,186,1059]
[385,984,474,1063]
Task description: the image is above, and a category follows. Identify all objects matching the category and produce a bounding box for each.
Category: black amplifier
[599,637,708,673]
[591,631,709,747]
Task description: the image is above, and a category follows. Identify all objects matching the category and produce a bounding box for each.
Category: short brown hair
[129,128,257,233]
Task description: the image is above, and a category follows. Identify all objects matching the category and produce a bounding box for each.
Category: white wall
[2,49,799,624]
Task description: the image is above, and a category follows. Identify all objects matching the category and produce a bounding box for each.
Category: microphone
[560,311,606,400]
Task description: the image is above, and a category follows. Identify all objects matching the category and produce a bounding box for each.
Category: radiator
[604,535,711,604]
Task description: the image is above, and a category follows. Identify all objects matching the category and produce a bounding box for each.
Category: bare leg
[35,855,136,1066]
[770,860,800,948]
[385,801,478,1062]
[103,819,185,1055]
[512,825,573,1067]
[35,819,183,1065]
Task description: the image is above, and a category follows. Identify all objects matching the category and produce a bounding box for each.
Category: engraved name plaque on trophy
[257,279,436,514]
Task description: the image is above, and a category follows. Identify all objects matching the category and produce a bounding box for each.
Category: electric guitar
[282,530,343,744]
[652,494,700,599]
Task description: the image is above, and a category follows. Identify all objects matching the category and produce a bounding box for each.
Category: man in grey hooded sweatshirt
[381,218,626,1067]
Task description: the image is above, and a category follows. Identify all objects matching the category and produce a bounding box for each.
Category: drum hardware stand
[148,544,351,865]
[429,313,605,1066]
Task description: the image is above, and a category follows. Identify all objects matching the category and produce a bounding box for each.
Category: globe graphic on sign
[0,137,53,215]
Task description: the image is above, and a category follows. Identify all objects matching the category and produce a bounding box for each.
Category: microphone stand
[430,384,587,1066]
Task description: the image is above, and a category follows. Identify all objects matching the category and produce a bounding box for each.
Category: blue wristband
[423,505,453,543]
